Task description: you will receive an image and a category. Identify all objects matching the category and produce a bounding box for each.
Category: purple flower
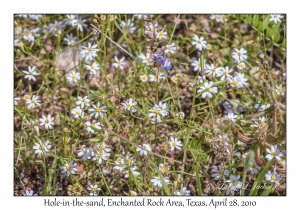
[154,52,164,64]
[43,36,49,43]
[162,58,172,70]
[46,45,53,52]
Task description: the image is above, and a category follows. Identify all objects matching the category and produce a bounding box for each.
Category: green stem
[169,15,180,44]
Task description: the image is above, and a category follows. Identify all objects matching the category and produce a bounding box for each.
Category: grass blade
[249,161,271,196]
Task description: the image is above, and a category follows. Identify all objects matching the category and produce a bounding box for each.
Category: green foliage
[13,14,286,196]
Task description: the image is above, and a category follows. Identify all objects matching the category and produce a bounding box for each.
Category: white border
[1,0,297,209]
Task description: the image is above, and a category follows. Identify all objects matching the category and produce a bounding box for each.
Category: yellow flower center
[127,159,132,164]
[98,152,103,157]
[83,149,88,154]
[63,127,69,132]
[218,170,223,175]
[117,61,121,65]
[39,145,44,150]
[205,87,211,92]
[91,124,95,127]
[157,177,161,181]
[197,40,201,44]
[167,46,171,50]
[31,99,35,103]
[118,164,123,167]
[107,74,113,79]
[155,110,161,115]
[78,21,82,25]
[54,25,59,30]
[172,77,178,82]
[90,65,94,69]
[45,119,49,123]
[82,98,86,102]
[224,71,227,75]
[69,17,73,21]
[159,32,163,37]
[232,180,236,184]
[172,142,177,147]
[180,190,184,195]
[271,175,276,180]
[18,42,23,47]
[66,165,71,170]
[92,188,97,192]
[141,75,147,81]
[142,145,146,149]
[29,71,33,75]
[145,57,150,61]
[161,166,168,172]
[55,30,61,35]
[261,122,267,127]
[95,107,101,112]
[76,111,80,116]
[251,164,256,168]
[274,15,277,18]
[277,87,282,91]
[271,151,276,156]
[101,145,106,150]
[126,103,131,108]
[206,136,211,141]
[212,68,216,72]
[237,52,241,56]
[231,81,237,86]
[71,75,76,79]
[25,32,29,37]
[130,192,135,196]
[87,47,92,53]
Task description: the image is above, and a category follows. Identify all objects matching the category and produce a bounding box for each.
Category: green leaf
[20,151,29,167]
[266,27,273,38]
[249,161,271,196]
[262,16,270,30]
[281,40,286,48]
[252,15,259,27]
[246,15,252,24]
[195,166,202,196]
[273,31,281,43]
[272,22,281,31]
[245,150,255,168]
[158,172,172,195]
[258,22,264,31]
[260,187,272,196]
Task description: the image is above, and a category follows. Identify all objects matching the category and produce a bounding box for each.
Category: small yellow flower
[107,73,113,80]
[140,75,148,82]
